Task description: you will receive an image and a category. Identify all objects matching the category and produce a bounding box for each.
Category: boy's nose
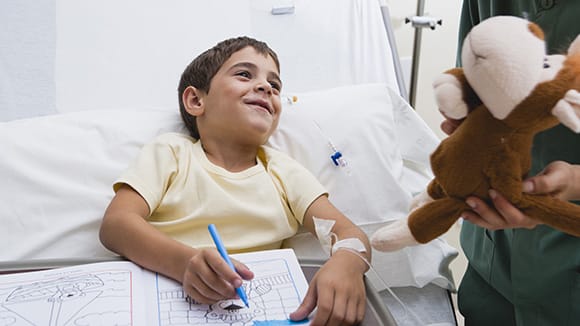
[255,81,272,94]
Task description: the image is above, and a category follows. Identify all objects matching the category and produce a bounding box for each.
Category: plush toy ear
[551,36,580,133]
[433,71,470,119]
[568,35,580,55]
[433,68,482,119]
[552,90,580,133]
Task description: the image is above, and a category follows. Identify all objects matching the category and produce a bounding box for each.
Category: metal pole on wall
[409,0,425,108]
[406,0,442,108]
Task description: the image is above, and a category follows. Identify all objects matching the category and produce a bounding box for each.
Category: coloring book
[0,249,309,325]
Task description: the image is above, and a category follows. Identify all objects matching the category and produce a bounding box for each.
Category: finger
[231,259,254,281]
[182,276,221,304]
[349,283,367,325]
[184,250,242,300]
[200,272,236,299]
[523,162,567,196]
[289,285,317,322]
[326,293,347,326]
[184,286,217,304]
[461,210,499,230]
[183,257,235,303]
[357,296,366,324]
[207,253,244,292]
[440,119,459,135]
[522,172,552,195]
[309,284,334,326]
[342,296,363,326]
[465,196,507,229]
[489,190,539,229]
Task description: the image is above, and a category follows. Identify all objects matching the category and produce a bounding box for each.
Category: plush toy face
[462,16,576,121]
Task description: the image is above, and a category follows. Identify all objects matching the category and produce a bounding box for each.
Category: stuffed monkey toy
[371,16,580,252]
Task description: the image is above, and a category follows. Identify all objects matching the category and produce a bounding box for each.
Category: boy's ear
[182,86,205,116]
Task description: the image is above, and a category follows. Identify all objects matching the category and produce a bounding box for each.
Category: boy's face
[194,46,282,146]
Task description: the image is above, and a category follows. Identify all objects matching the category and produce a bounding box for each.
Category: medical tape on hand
[331,238,367,255]
[312,217,367,255]
[314,218,425,325]
[313,217,337,255]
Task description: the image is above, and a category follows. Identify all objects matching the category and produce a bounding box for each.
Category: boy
[99,36,371,326]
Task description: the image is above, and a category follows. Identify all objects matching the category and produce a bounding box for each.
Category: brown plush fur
[408,50,580,243]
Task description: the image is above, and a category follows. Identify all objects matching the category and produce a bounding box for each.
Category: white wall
[1,0,401,121]
[383,0,462,139]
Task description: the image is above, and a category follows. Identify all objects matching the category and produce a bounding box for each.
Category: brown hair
[177,36,280,138]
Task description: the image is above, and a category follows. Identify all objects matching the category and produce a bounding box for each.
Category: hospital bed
[0,1,458,325]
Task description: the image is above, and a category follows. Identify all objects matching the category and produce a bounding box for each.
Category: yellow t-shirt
[114,132,327,253]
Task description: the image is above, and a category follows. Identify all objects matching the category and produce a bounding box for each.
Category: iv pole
[409,0,425,108]
[407,0,442,107]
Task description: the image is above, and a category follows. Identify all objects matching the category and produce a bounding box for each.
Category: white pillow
[0,110,185,260]
[269,83,422,226]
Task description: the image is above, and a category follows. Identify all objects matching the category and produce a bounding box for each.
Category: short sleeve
[261,147,328,224]
[114,133,182,214]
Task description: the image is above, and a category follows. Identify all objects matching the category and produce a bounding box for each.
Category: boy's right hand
[181,248,254,304]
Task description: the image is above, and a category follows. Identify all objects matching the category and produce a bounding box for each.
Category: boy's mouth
[244,99,272,114]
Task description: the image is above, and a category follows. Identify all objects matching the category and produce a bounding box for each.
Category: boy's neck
[199,139,259,172]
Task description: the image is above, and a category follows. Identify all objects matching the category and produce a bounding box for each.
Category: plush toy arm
[409,189,433,211]
[370,218,419,252]
[371,179,444,252]
[552,89,580,133]
[433,68,481,119]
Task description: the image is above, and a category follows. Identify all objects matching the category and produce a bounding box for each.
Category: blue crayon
[208,223,250,308]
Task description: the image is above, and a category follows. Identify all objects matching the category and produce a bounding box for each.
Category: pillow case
[0,109,185,260]
[268,83,431,226]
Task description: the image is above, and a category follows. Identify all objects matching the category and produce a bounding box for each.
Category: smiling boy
[99,36,371,325]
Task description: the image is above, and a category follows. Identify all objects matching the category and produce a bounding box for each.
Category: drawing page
[147,248,310,325]
[0,249,309,325]
[0,260,148,325]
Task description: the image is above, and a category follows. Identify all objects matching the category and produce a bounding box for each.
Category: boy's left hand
[289,250,367,325]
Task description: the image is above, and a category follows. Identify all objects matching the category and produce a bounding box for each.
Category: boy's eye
[236,71,251,78]
[270,81,281,91]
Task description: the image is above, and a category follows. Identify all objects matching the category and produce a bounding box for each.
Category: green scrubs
[456,1,580,325]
